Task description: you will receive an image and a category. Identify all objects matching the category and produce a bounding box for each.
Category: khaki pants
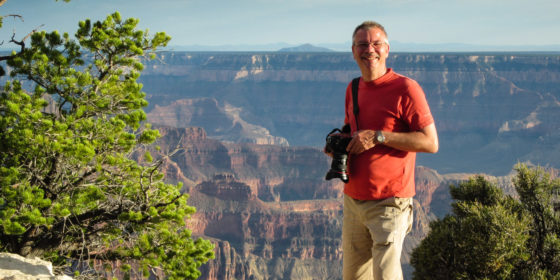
[342,195,413,280]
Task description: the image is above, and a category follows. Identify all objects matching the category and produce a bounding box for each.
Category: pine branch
[0,24,44,61]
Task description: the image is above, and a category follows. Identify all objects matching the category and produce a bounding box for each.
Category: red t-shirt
[344,69,434,200]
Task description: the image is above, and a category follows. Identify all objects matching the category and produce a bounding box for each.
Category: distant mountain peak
[277,43,334,52]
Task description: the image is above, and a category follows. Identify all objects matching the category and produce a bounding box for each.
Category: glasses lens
[356,42,385,50]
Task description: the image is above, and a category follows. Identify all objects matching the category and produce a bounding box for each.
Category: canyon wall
[142,52,560,175]
[138,52,560,279]
[149,126,486,280]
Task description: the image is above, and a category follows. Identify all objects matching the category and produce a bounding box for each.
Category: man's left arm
[346,123,439,154]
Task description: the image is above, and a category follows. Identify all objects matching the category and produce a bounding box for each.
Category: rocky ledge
[0,253,72,280]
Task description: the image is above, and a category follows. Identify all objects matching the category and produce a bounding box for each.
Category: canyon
[142,52,560,175]
[140,52,560,279]
[148,126,512,280]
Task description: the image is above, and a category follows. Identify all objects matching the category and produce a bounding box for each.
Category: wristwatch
[374,130,385,144]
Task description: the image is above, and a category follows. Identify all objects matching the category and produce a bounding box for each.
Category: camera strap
[351,77,360,130]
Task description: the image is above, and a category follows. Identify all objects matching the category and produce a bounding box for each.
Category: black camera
[324,127,352,183]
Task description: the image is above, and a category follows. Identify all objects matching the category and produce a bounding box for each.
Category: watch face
[375,132,384,143]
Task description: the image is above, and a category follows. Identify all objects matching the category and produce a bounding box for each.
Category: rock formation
[136,52,560,278]
[149,126,503,280]
[0,253,72,280]
[142,52,560,175]
[147,98,289,146]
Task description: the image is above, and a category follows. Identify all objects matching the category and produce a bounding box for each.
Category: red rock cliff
[151,126,473,280]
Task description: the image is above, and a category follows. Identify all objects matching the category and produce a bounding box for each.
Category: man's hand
[346,124,439,154]
[346,130,376,154]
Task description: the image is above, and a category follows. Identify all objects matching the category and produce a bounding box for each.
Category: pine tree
[411,165,560,279]
[0,2,213,279]
[515,165,560,277]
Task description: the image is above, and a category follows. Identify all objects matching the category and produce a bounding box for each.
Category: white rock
[0,253,73,280]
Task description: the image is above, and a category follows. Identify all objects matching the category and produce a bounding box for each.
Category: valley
[139,51,560,279]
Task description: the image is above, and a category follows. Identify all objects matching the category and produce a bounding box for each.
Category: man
[340,21,438,280]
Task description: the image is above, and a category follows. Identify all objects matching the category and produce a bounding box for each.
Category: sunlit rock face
[0,253,73,279]
[150,126,522,280]
[141,52,560,175]
[147,98,289,146]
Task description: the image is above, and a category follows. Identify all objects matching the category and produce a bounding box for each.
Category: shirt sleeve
[401,79,434,131]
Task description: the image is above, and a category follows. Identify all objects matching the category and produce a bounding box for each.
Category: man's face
[352,27,390,76]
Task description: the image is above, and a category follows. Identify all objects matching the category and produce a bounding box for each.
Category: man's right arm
[346,123,439,154]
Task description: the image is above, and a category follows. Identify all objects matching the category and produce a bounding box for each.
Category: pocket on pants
[370,206,397,245]
[365,197,411,246]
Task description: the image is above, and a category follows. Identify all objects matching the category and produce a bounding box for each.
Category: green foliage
[411,165,560,279]
[0,8,213,279]
[515,165,560,277]
[449,175,504,207]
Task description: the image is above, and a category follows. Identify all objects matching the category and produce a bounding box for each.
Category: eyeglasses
[354,41,388,50]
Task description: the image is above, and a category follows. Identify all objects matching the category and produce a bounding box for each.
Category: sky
[1,0,559,51]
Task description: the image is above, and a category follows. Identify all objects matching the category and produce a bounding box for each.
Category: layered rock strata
[142,52,560,175]
[151,126,478,280]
